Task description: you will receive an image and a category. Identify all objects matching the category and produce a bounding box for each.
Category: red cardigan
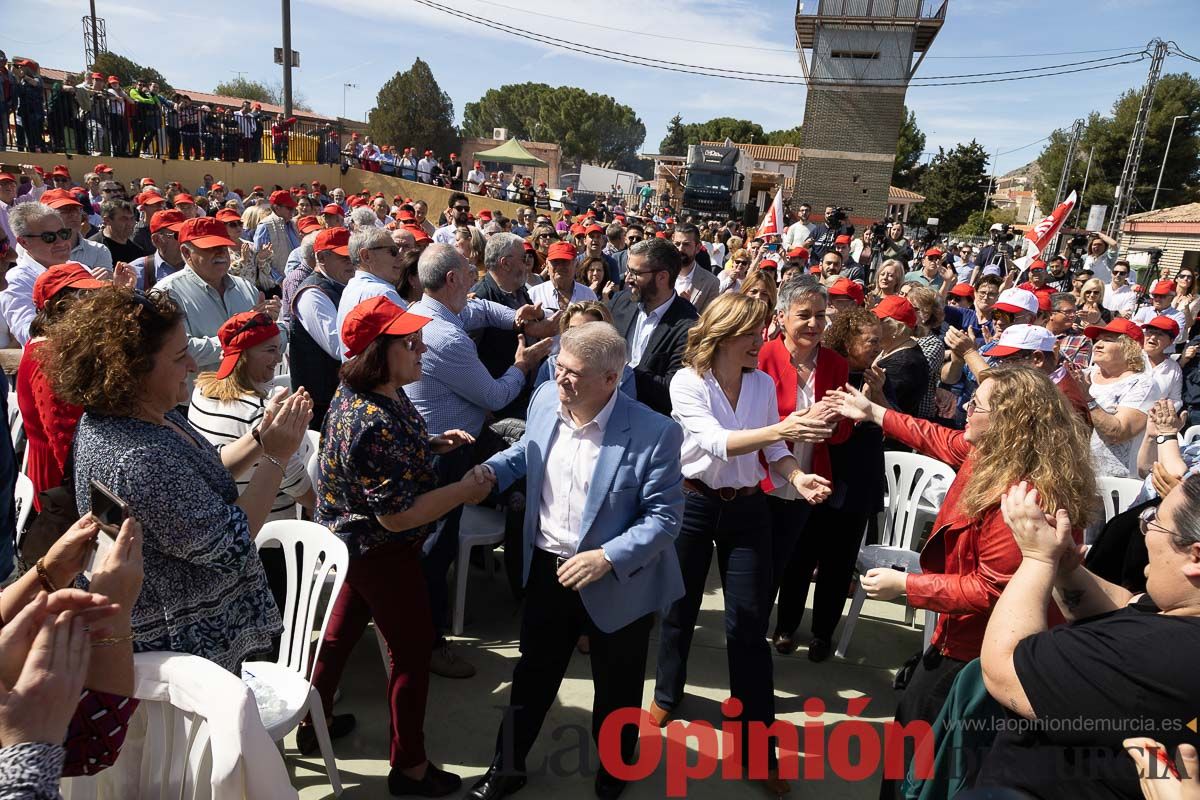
[756,339,853,489]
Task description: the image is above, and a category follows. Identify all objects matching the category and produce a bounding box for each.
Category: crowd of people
[0,154,1195,800]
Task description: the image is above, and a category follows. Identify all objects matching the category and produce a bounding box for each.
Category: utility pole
[88,0,100,65]
[281,0,293,118]
[1108,38,1169,240]
[1152,113,1194,211]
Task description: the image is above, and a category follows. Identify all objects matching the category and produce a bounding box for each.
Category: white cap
[993,287,1040,316]
[990,222,1006,231]
[990,324,1057,356]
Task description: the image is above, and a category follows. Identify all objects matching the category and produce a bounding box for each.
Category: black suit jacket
[607,290,698,416]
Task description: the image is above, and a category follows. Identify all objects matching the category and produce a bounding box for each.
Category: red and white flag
[754,189,785,240]
[1023,190,1077,257]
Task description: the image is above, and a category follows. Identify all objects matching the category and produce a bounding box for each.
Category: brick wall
[793,87,906,220]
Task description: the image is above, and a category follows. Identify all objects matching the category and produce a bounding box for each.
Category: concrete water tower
[793,0,946,221]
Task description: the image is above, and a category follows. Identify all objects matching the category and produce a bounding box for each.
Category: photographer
[806,206,853,264]
[973,222,1016,275]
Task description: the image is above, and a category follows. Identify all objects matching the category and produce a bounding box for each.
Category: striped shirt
[234,110,257,138]
[188,389,313,521]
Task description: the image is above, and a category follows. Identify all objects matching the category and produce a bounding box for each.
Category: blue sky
[4,0,1197,174]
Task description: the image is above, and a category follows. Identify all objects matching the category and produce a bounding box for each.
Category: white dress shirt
[528,280,597,316]
[1145,354,1183,410]
[295,281,344,359]
[1131,304,1187,350]
[670,367,789,489]
[629,293,676,368]
[0,252,84,346]
[1103,284,1137,316]
[536,387,619,557]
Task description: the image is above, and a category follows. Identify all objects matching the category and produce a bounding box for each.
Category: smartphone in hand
[85,480,129,580]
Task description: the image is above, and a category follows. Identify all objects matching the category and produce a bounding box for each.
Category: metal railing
[795,0,944,18]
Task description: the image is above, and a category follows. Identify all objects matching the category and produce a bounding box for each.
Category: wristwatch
[1086,399,1099,411]
[1156,434,1177,444]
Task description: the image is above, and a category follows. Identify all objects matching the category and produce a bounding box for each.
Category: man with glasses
[434,192,472,245]
[1045,292,1092,370]
[1132,280,1187,353]
[129,208,186,290]
[39,189,112,273]
[512,208,535,238]
[2,202,85,344]
[338,227,410,335]
[1103,259,1137,318]
[292,227,356,427]
[607,237,697,415]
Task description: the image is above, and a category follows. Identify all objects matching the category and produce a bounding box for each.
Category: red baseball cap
[178,217,237,249]
[834,234,852,245]
[215,208,243,224]
[925,246,944,259]
[1151,280,1177,296]
[314,227,350,256]
[479,210,493,221]
[268,189,297,208]
[872,295,917,329]
[39,189,82,210]
[584,224,604,236]
[948,282,975,298]
[828,277,865,306]
[322,204,344,216]
[786,246,809,260]
[409,227,432,245]
[760,258,779,270]
[252,185,265,193]
[215,312,281,380]
[296,215,322,235]
[136,191,166,207]
[173,193,196,206]
[93,163,113,174]
[0,173,15,184]
[1083,317,1145,344]
[1142,315,1181,340]
[33,264,106,311]
[547,242,578,262]
[50,165,71,179]
[341,296,431,358]
[149,209,187,233]
[395,209,415,222]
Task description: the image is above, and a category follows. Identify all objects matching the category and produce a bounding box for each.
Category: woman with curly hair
[43,286,312,673]
[828,365,1095,798]
[1081,318,1155,479]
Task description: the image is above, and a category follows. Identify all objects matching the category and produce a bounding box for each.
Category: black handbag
[17,446,78,572]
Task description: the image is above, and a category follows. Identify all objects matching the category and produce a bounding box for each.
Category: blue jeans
[654,489,776,760]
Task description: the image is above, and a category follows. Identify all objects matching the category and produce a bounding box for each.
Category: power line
[411,0,1150,87]
[459,0,1145,60]
[996,134,1054,157]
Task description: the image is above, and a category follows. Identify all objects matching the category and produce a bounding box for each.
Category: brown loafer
[647,700,671,728]
[758,769,791,796]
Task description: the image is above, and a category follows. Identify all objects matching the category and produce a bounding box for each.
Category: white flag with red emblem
[1023,190,1077,256]
[754,189,785,240]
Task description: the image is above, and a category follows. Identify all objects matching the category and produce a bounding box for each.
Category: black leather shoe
[465,763,527,800]
[807,638,832,663]
[388,763,463,797]
[594,767,627,799]
[295,713,356,756]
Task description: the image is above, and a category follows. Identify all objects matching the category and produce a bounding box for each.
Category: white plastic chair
[243,520,348,796]
[1182,425,1200,446]
[8,394,24,466]
[13,473,34,553]
[1096,476,1144,524]
[304,429,321,499]
[835,452,957,660]
[61,651,297,800]
[451,505,506,636]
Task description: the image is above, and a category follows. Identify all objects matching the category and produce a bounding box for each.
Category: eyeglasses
[452,205,470,212]
[734,259,750,266]
[1113,270,1129,276]
[964,398,991,416]
[369,245,401,258]
[23,228,73,244]
[1139,506,1179,539]
[1052,307,1077,317]
[399,334,422,351]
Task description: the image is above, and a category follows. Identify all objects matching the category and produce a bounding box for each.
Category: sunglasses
[734,259,750,265]
[398,334,422,351]
[453,205,470,212]
[24,228,72,244]
[1113,271,1130,276]
[369,245,401,258]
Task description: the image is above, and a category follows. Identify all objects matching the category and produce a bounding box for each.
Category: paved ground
[289,556,925,799]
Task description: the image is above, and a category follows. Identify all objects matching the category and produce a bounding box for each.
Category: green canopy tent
[472,138,547,168]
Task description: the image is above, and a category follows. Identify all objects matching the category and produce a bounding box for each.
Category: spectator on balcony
[270,112,297,164]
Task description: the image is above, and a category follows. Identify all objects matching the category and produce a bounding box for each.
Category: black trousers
[108,112,127,156]
[771,498,870,642]
[494,548,653,774]
[879,646,969,800]
[165,126,180,160]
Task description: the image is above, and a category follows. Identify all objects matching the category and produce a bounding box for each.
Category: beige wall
[5,152,532,220]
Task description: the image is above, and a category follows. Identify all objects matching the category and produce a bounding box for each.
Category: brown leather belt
[683,478,760,502]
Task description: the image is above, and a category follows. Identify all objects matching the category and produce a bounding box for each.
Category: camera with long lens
[990,224,1015,245]
[1068,234,1089,256]
[869,221,889,243]
[828,206,852,226]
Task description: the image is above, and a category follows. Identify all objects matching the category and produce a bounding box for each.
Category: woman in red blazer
[757,276,853,660]
[828,366,1094,799]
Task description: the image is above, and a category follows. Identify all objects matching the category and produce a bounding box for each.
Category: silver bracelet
[260,453,285,473]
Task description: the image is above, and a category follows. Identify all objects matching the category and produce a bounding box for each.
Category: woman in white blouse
[651,293,831,796]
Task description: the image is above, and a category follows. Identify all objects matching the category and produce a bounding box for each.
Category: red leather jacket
[883,411,1023,662]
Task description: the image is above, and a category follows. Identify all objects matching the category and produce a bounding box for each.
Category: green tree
[679,117,765,145]
[916,140,990,232]
[953,207,1017,237]
[659,113,688,156]
[1034,73,1200,216]
[213,77,278,105]
[91,51,172,93]
[893,106,926,189]
[462,83,645,168]
[765,126,804,147]
[368,59,458,157]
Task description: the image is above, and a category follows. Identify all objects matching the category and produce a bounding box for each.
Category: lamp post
[1152,113,1194,211]
[342,83,357,121]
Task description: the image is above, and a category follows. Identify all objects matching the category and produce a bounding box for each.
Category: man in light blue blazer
[466,321,685,800]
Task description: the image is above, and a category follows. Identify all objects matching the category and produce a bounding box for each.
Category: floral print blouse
[315,383,437,558]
